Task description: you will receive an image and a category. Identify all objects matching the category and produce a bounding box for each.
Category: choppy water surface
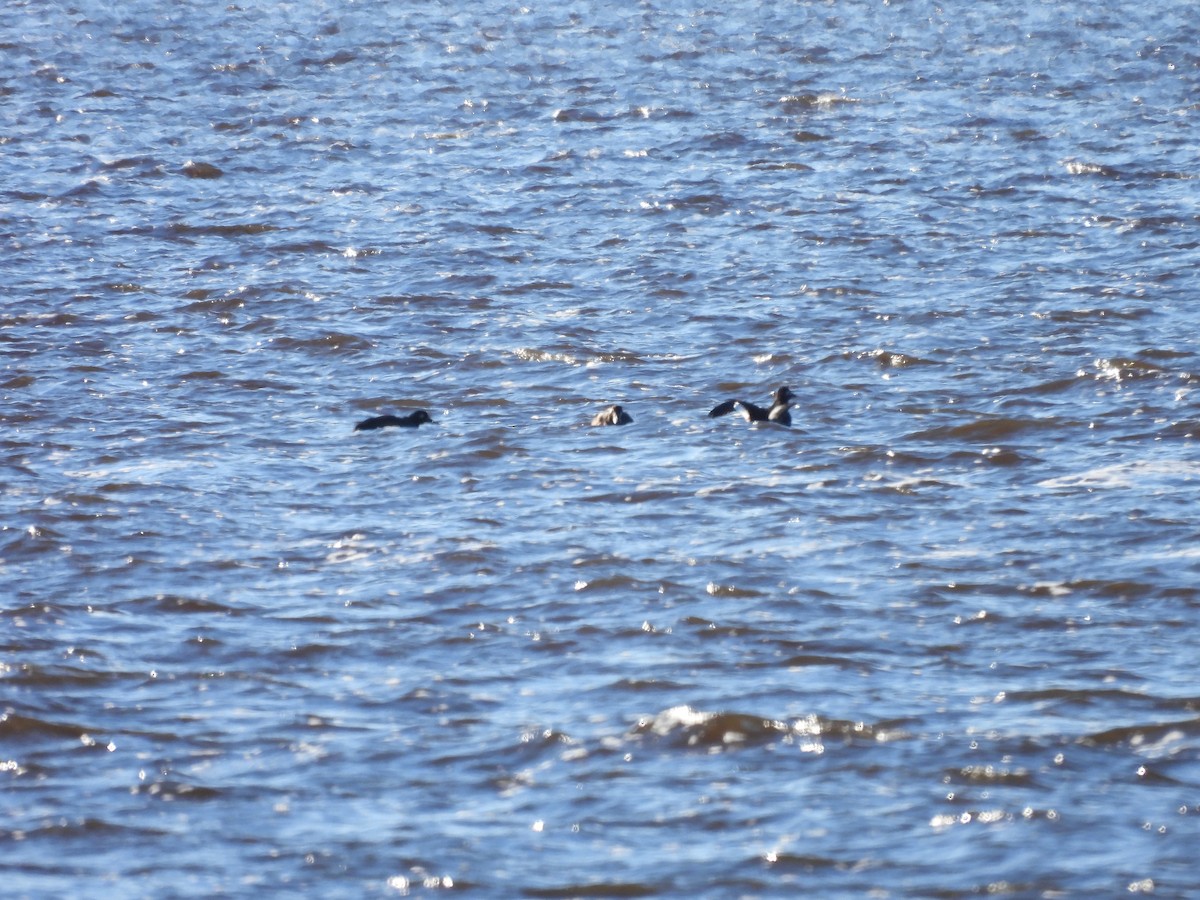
[4,0,1200,895]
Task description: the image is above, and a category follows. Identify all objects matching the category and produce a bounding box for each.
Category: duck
[354,410,434,431]
[591,404,633,426]
[708,386,794,426]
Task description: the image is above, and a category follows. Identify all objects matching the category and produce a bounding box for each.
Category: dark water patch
[229,377,300,392]
[685,616,769,638]
[837,445,942,467]
[0,310,81,328]
[571,574,662,594]
[764,636,884,670]
[112,221,282,240]
[977,447,1033,466]
[701,582,764,599]
[1063,578,1157,600]
[122,594,239,616]
[776,652,866,670]
[6,662,132,691]
[53,490,121,510]
[943,764,1037,787]
[438,271,498,290]
[180,160,223,179]
[524,884,656,899]
[569,553,667,572]
[499,280,575,294]
[97,156,162,175]
[1156,420,1200,439]
[272,640,343,661]
[1006,687,1198,714]
[1136,347,1194,362]
[269,333,373,355]
[552,106,611,124]
[1,525,71,561]
[778,92,860,110]
[967,184,1020,199]
[4,189,51,202]
[1064,160,1198,186]
[606,678,693,693]
[630,706,902,752]
[0,712,91,743]
[1091,357,1176,382]
[178,369,225,382]
[1063,160,1123,178]
[56,180,106,200]
[0,817,171,843]
[762,850,850,873]
[1042,306,1153,324]
[951,609,1002,627]
[907,415,1063,443]
[578,487,689,504]
[748,159,813,172]
[131,779,224,802]
[1081,718,1200,749]
[1022,375,1085,396]
[630,706,793,750]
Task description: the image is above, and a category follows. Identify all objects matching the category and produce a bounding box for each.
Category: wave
[628,705,907,752]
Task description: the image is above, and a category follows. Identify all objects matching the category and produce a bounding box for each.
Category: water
[4,0,1200,896]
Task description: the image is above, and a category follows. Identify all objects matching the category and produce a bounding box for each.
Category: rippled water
[4,0,1200,896]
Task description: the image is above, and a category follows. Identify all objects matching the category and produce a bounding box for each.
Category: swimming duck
[708,386,794,426]
[591,404,633,426]
[354,410,434,431]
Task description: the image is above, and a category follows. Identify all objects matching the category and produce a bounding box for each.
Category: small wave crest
[628,705,902,753]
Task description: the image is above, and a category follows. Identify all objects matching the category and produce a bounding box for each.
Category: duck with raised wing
[354,410,435,431]
[708,386,794,426]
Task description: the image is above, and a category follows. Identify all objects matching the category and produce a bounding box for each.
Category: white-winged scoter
[708,386,794,426]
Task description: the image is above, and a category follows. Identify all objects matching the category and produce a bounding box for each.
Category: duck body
[591,404,633,426]
[354,410,434,431]
[708,386,794,426]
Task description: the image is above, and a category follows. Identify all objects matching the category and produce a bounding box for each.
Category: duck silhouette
[591,404,633,426]
[708,386,794,426]
[354,410,434,431]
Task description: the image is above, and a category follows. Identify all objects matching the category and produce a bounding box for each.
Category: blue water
[4,0,1200,896]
